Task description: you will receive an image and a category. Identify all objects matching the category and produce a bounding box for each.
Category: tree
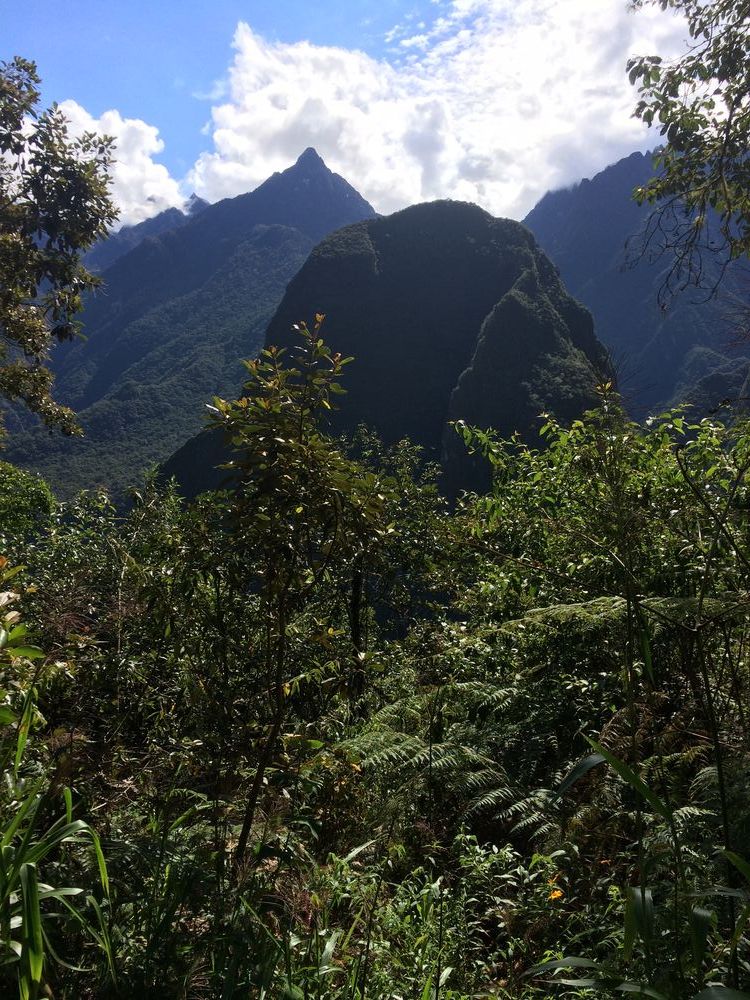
[0,460,54,556]
[208,315,393,862]
[627,0,750,305]
[0,57,117,435]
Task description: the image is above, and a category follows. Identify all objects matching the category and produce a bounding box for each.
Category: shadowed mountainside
[83,194,209,273]
[164,200,610,497]
[523,150,750,415]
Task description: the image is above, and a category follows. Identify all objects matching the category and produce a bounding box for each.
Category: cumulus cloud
[58,101,185,227]
[189,0,687,218]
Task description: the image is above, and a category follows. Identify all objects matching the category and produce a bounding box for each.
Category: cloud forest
[2,1,750,997]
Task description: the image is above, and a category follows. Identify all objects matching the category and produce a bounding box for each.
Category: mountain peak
[186,193,209,216]
[295,146,325,168]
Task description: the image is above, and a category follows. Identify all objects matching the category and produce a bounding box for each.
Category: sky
[1,0,688,227]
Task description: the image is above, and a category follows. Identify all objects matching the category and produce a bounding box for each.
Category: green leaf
[8,646,45,661]
[586,738,671,820]
[689,906,714,970]
[320,929,340,972]
[419,972,433,1000]
[525,956,602,977]
[554,752,605,801]
[281,985,304,1000]
[624,886,637,961]
[617,985,669,998]
[14,691,35,779]
[90,829,110,897]
[19,863,44,1000]
[632,887,655,943]
[0,706,17,725]
[439,965,453,987]
[343,839,377,863]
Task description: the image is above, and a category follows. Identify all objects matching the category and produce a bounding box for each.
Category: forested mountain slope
[523,151,750,415]
[83,194,208,273]
[5,149,375,498]
[164,200,610,497]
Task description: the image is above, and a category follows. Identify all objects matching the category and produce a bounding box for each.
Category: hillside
[5,149,376,498]
[523,151,750,415]
[7,21,750,999]
[83,194,209,273]
[164,200,610,497]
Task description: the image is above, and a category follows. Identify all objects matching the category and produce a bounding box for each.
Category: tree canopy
[0,57,117,435]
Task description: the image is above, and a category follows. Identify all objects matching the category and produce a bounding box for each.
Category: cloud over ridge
[59,101,185,228]
[188,0,687,219]
[58,0,688,225]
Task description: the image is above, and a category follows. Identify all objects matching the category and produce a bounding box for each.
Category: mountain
[5,149,376,498]
[163,200,610,497]
[84,195,209,273]
[523,151,750,416]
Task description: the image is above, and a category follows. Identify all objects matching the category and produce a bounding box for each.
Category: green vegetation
[3,9,750,994]
[4,321,750,997]
[7,226,315,500]
[629,0,750,302]
[0,57,116,435]
[0,461,54,559]
[170,200,610,499]
[3,147,374,498]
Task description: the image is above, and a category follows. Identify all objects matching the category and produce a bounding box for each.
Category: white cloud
[58,101,186,227]
[188,0,688,219]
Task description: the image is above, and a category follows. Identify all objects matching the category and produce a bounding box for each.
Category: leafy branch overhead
[628,0,750,304]
[0,57,117,434]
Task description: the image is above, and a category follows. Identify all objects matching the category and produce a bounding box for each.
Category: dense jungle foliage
[7,226,315,501]
[3,320,750,998]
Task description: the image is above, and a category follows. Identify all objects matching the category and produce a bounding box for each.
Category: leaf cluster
[0,57,117,435]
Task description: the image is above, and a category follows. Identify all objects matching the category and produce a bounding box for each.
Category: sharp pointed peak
[294,146,326,168]
[186,192,209,215]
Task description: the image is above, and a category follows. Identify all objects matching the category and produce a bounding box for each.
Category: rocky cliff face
[165,200,610,497]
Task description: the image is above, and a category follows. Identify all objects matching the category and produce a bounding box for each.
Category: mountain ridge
[163,199,611,497]
[5,149,376,498]
[84,194,209,273]
[523,150,750,415]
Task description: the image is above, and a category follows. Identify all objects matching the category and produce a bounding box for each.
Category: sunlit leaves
[0,57,117,434]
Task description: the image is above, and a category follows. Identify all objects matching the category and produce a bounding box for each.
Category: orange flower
[548,888,564,901]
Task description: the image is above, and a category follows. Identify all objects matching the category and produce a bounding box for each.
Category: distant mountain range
[4,149,375,498]
[523,151,750,416]
[164,200,610,497]
[6,146,749,501]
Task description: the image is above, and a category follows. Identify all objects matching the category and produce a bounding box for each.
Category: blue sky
[3,0,439,175]
[1,1,687,226]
